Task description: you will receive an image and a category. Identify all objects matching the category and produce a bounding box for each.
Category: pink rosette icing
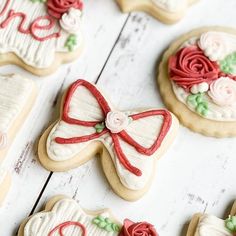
[119,219,158,236]
[169,46,220,91]
[208,77,236,106]
[47,0,83,19]
[198,32,228,61]
[105,111,129,133]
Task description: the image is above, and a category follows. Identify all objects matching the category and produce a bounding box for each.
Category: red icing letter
[0,10,30,34]
[0,0,10,17]
[30,16,61,42]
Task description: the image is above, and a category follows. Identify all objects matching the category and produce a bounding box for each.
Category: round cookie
[158,26,236,137]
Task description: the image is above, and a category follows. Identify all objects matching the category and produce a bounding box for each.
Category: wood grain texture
[1,0,236,236]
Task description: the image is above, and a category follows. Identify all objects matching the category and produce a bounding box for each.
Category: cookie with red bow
[0,0,83,76]
[186,200,236,236]
[18,196,159,236]
[116,0,198,24]
[158,26,236,137]
[38,79,179,201]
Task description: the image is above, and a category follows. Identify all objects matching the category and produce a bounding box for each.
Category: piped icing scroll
[19,197,159,236]
[168,31,236,121]
[0,0,83,72]
[39,79,178,200]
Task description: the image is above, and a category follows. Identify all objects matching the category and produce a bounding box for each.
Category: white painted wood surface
[1,0,236,235]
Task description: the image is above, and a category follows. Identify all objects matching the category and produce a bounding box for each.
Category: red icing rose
[168,46,220,91]
[47,0,83,19]
[119,219,158,236]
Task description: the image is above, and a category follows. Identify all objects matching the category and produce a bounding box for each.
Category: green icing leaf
[92,215,121,233]
[220,52,236,75]
[65,34,77,52]
[94,123,105,133]
[225,215,236,233]
[187,93,208,116]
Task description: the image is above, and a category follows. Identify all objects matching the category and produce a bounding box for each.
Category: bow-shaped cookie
[38,79,178,201]
[186,200,236,236]
[116,0,198,24]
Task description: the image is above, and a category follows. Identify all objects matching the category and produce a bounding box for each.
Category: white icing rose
[0,132,7,149]
[190,82,209,94]
[105,111,129,133]
[208,77,236,106]
[60,8,82,34]
[198,32,228,61]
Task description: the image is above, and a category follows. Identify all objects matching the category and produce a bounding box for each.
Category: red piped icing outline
[55,80,172,177]
[48,221,86,236]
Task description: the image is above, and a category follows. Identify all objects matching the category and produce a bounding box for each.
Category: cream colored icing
[198,32,236,61]
[0,74,34,149]
[24,198,119,236]
[46,85,173,190]
[0,0,83,68]
[194,215,232,236]
[151,0,187,12]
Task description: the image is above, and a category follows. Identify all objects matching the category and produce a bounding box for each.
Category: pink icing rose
[47,0,83,19]
[208,77,236,106]
[105,111,129,133]
[119,219,158,236]
[169,46,220,92]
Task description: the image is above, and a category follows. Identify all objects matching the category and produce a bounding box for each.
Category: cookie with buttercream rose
[0,0,83,76]
[18,196,159,236]
[38,79,179,201]
[116,0,198,24]
[158,26,236,137]
[186,200,236,236]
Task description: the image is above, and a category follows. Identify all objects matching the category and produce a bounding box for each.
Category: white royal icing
[198,32,236,61]
[0,74,34,149]
[24,198,119,236]
[60,8,82,34]
[195,215,232,236]
[46,85,172,190]
[0,0,83,68]
[151,0,187,12]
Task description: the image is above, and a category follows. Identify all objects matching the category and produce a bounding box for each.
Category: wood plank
[33,1,236,236]
[0,0,128,234]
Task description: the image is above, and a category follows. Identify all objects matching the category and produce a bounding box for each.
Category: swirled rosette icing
[168,30,236,121]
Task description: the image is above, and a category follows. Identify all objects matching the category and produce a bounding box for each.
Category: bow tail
[111,134,142,177]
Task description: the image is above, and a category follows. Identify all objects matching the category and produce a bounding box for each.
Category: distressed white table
[1,0,236,235]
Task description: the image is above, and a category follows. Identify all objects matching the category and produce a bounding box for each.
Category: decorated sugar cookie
[38,79,179,201]
[116,0,198,24]
[0,168,11,206]
[0,74,37,162]
[158,27,236,137]
[186,200,236,236]
[0,0,83,76]
[18,196,159,236]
